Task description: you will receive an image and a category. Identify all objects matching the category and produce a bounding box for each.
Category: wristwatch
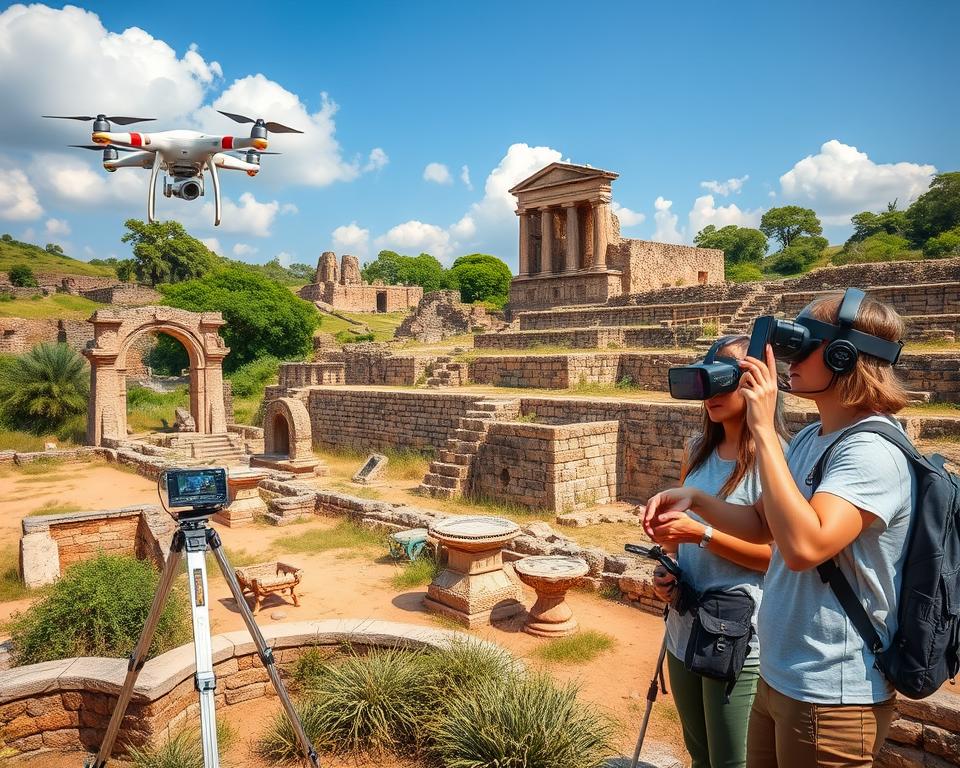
[699,525,714,549]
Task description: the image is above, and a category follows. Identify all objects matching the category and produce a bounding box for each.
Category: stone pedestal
[250,453,323,477]
[424,516,523,628]
[514,555,589,637]
[213,469,268,528]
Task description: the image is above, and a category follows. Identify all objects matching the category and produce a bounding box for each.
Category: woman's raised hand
[738,344,780,437]
[642,487,700,539]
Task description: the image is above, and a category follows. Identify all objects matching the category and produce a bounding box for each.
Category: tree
[0,343,88,435]
[8,264,38,287]
[905,172,960,246]
[922,227,960,259]
[44,243,64,256]
[693,225,768,265]
[759,206,823,250]
[287,263,315,282]
[763,235,828,275]
[361,250,404,284]
[159,264,319,372]
[360,250,458,292]
[449,254,512,306]
[115,259,136,282]
[847,202,908,245]
[833,233,914,265]
[121,219,218,286]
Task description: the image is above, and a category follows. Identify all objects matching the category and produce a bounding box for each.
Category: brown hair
[804,292,908,414]
[684,336,791,498]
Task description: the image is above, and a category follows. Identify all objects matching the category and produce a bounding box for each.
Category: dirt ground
[0,461,684,767]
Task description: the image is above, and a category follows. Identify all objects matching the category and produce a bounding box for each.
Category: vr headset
[668,288,904,401]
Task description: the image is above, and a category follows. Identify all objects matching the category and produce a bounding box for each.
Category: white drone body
[45,112,302,226]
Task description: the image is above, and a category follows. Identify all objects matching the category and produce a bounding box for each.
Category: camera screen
[166,467,228,508]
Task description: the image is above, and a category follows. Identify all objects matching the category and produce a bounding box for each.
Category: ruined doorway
[698,271,708,285]
[376,291,387,313]
[272,412,290,455]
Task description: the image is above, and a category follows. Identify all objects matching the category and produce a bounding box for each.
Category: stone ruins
[298,251,422,313]
[509,162,725,311]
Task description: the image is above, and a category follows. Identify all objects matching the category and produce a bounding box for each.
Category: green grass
[0,239,116,277]
[317,310,409,343]
[0,428,71,452]
[532,630,616,664]
[322,446,432,482]
[126,385,189,433]
[0,546,31,602]
[128,720,235,768]
[273,520,385,555]
[390,557,439,589]
[31,501,82,516]
[0,293,105,320]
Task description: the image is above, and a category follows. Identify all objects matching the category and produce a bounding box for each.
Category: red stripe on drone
[222,136,234,150]
[129,133,142,147]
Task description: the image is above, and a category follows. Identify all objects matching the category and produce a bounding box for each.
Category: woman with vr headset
[650,334,789,768]
[644,289,912,768]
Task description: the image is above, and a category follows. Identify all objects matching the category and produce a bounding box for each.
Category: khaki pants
[747,679,896,768]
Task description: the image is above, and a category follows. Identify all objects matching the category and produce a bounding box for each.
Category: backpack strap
[809,419,920,661]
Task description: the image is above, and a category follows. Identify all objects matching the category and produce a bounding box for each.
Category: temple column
[517,209,529,276]
[540,208,553,274]
[593,202,609,270]
[564,204,580,272]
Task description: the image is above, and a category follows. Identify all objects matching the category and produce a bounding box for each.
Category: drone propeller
[217,110,303,134]
[43,114,156,125]
[69,144,139,152]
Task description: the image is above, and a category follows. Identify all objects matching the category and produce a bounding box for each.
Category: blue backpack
[811,420,960,699]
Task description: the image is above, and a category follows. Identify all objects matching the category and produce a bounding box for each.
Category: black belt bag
[684,587,755,702]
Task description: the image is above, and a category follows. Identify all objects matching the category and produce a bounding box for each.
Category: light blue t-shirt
[666,449,764,666]
[758,415,914,705]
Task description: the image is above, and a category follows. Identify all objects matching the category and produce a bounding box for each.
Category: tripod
[85,507,320,768]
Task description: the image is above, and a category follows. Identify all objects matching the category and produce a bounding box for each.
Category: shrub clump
[10,554,190,666]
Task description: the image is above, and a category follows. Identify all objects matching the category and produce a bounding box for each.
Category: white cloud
[364,148,388,172]
[232,242,257,258]
[0,168,43,220]
[280,202,298,215]
[275,251,293,267]
[34,152,145,208]
[195,77,364,188]
[611,202,645,228]
[700,175,749,196]
[460,165,472,190]
[332,222,370,256]
[688,195,763,238]
[0,5,220,149]
[374,221,452,260]
[780,139,935,224]
[423,162,452,185]
[197,192,281,237]
[200,237,221,254]
[768,190,777,199]
[45,217,71,236]
[470,143,563,225]
[450,215,476,240]
[652,196,683,244]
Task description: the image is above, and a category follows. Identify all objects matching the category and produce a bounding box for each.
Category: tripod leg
[208,530,321,768]
[85,532,186,768]
[630,634,669,768]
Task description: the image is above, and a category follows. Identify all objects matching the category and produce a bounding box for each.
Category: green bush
[227,356,281,397]
[335,330,375,344]
[128,721,234,768]
[832,232,916,265]
[8,264,38,287]
[10,554,190,666]
[430,672,614,768]
[725,262,763,283]
[922,227,960,259]
[0,343,88,437]
[450,254,511,306]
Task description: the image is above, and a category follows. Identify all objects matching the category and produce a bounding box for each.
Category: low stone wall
[298,282,421,312]
[79,284,161,306]
[781,257,960,292]
[474,326,698,350]
[0,318,93,355]
[879,691,960,768]
[307,346,432,388]
[0,620,493,758]
[307,388,485,453]
[517,300,742,331]
[509,270,623,312]
[278,362,346,391]
[473,421,620,511]
[780,283,960,318]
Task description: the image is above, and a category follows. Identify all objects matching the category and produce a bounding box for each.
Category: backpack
[810,420,960,699]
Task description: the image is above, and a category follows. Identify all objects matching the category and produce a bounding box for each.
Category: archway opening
[272,413,291,456]
[124,330,196,435]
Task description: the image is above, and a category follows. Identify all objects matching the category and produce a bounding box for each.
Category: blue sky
[0,1,957,272]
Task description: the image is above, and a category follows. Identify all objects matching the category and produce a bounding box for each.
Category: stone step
[438,450,473,466]
[464,410,494,419]
[459,418,487,431]
[453,428,485,442]
[437,355,452,363]
[452,440,480,455]
[422,472,460,489]
[431,461,470,479]
[418,484,457,500]
[906,390,933,404]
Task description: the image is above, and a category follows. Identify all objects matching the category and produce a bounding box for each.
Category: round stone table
[514,555,589,637]
[424,516,523,629]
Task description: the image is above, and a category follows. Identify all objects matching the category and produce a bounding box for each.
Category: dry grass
[272,520,386,555]
[532,630,616,664]
[30,501,82,516]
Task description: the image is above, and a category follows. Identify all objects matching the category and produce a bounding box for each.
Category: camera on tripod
[162,467,228,516]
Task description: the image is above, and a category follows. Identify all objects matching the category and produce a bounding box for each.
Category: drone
[42,111,303,226]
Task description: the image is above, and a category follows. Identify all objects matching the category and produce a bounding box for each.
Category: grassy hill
[0,294,104,320]
[0,238,115,278]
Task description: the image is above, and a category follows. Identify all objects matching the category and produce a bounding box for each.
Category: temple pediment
[509,163,618,194]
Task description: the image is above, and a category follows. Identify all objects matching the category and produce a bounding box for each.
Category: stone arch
[263,398,312,461]
[83,306,230,445]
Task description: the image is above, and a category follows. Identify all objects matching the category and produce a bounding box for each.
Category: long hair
[685,336,791,498]
[804,292,908,414]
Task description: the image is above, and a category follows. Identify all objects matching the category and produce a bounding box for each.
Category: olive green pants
[667,651,760,768]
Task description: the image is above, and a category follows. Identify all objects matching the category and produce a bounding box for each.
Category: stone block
[19,531,60,588]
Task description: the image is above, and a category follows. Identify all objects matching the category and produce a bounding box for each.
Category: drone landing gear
[84,513,320,768]
[207,158,222,227]
[147,150,162,224]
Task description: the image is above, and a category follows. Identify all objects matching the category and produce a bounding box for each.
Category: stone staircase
[723,284,784,335]
[417,398,521,499]
[425,356,468,388]
[183,433,246,465]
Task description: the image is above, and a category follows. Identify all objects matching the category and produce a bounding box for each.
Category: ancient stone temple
[298,252,422,313]
[508,163,724,312]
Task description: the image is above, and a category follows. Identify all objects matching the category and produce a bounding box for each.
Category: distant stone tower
[315,252,338,284]
[340,255,362,286]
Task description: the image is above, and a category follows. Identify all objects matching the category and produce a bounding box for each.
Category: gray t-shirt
[758,415,914,705]
[666,449,764,665]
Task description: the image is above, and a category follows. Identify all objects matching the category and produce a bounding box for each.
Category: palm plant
[0,343,88,435]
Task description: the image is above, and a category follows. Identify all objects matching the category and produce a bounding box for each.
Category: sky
[0,1,957,273]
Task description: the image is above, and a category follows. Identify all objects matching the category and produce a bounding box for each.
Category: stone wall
[517,301,741,330]
[0,318,93,354]
[79,284,161,306]
[780,257,960,292]
[779,283,960,318]
[278,362,346,391]
[396,290,504,343]
[609,281,757,307]
[617,239,725,293]
[473,421,619,511]
[509,271,624,312]
[474,326,699,350]
[306,388,485,453]
[299,282,422,313]
[54,275,116,292]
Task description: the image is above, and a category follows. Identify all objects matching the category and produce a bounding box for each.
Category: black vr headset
[668,288,904,401]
